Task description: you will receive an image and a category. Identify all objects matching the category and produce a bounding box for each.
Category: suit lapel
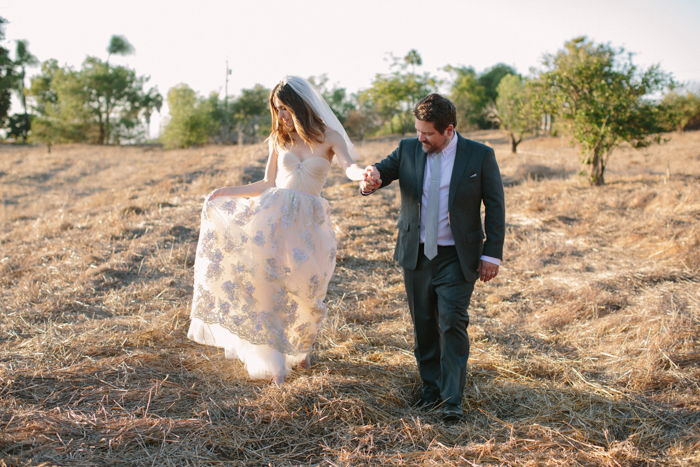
[415,141,427,200]
[449,133,471,210]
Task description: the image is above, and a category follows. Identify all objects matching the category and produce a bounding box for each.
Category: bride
[187,75,365,385]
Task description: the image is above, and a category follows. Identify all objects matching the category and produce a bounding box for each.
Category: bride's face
[274,97,295,131]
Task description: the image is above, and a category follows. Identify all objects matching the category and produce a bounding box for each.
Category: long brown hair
[269,81,325,151]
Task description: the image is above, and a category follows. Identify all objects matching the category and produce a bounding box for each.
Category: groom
[360,93,505,422]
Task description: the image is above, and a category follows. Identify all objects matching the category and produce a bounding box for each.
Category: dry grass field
[1,130,699,466]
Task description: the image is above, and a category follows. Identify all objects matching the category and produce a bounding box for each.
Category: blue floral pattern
[189,151,335,362]
[293,247,309,267]
[253,231,266,246]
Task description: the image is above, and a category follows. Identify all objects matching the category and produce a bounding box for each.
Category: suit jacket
[374,132,506,283]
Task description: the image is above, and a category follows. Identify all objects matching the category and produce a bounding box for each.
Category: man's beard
[421,142,437,153]
[421,133,451,153]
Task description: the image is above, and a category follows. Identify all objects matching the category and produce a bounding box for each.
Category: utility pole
[225,58,232,140]
[225,57,231,114]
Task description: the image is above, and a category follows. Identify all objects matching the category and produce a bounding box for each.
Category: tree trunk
[97,102,105,145]
[510,133,522,154]
[22,113,30,142]
[104,102,111,144]
[18,78,30,142]
[19,86,27,115]
[589,148,605,185]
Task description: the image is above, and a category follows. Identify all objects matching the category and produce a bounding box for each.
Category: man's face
[415,119,454,153]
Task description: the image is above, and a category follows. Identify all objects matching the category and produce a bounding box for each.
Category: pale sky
[2,0,699,137]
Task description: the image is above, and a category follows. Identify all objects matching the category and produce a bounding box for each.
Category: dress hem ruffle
[188,318,309,380]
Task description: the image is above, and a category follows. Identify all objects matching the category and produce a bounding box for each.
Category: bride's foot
[297,355,311,370]
[272,374,285,385]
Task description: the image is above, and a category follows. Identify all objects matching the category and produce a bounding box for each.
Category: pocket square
[469,173,477,178]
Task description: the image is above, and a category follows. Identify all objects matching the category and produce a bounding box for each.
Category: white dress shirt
[420,134,500,266]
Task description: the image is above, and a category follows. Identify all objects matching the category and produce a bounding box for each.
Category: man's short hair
[412,93,457,134]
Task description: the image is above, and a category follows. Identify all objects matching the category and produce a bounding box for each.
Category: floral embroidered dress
[187,150,336,380]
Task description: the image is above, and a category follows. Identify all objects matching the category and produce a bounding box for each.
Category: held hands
[360,165,381,194]
[345,163,366,181]
[477,260,499,282]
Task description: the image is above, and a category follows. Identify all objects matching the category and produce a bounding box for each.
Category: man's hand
[477,260,499,282]
[360,165,381,194]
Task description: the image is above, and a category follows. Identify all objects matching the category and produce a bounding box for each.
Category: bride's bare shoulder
[324,127,345,147]
[324,127,342,141]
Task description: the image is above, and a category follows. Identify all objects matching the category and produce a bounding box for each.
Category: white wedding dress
[187,150,336,380]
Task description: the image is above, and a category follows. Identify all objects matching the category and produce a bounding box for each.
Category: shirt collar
[434,131,458,160]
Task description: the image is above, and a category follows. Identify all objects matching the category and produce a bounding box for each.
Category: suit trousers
[403,244,475,408]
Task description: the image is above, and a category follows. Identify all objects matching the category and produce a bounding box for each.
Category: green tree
[536,37,672,185]
[446,64,519,130]
[10,39,39,141]
[161,84,219,148]
[27,61,93,146]
[477,63,518,128]
[25,59,63,150]
[488,74,539,153]
[74,56,158,143]
[159,83,269,147]
[230,83,270,144]
[661,89,700,132]
[445,65,487,131]
[478,63,518,104]
[362,50,436,135]
[0,17,13,128]
[26,59,58,115]
[309,74,354,124]
[344,91,379,140]
[27,37,160,146]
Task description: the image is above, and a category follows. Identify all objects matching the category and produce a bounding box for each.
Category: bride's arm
[327,130,364,181]
[208,144,279,200]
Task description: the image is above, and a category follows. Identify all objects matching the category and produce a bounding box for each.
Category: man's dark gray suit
[372,132,505,411]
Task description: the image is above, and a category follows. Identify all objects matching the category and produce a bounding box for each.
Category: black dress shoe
[442,405,464,422]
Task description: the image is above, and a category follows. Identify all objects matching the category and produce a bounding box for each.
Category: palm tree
[106,35,134,64]
[404,49,422,75]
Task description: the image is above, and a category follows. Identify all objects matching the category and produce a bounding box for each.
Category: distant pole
[225,57,229,114]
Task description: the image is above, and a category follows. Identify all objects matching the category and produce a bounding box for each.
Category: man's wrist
[359,187,377,196]
[480,255,500,266]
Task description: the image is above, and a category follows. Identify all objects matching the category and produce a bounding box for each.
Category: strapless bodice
[275,151,331,196]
